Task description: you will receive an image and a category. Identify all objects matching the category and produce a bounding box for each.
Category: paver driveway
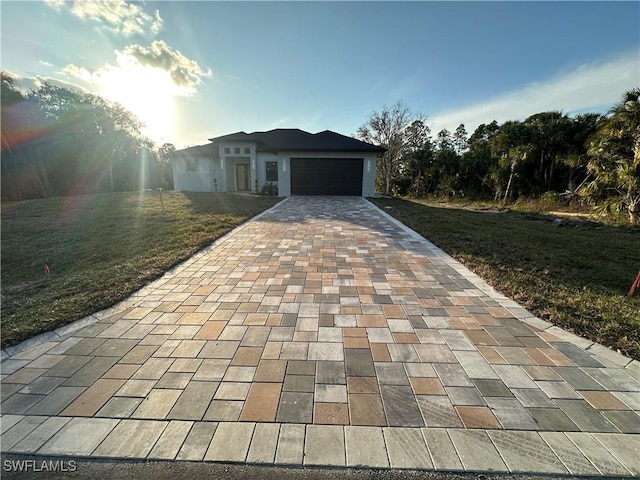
[1,197,639,475]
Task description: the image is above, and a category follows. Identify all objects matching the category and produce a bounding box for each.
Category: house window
[223,147,230,154]
[244,147,250,154]
[234,147,241,154]
[186,158,198,171]
[266,161,278,182]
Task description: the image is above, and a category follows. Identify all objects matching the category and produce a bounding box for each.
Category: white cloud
[9,73,90,94]
[45,0,163,36]
[120,41,211,90]
[61,64,93,82]
[428,51,640,135]
[61,41,211,94]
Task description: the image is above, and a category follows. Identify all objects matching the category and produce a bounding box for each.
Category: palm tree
[559,113,602,202]
[491,121,533,201]
[585,88,640,224]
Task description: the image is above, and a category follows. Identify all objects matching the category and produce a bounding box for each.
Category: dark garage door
[291,158,363,195]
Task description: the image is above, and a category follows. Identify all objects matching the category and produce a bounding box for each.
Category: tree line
[1,72,175,201]
[357,89,640,224]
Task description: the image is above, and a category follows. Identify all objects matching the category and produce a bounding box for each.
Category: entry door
[236,164,250,191]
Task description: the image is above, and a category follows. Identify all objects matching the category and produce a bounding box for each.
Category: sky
[1,1,639,148]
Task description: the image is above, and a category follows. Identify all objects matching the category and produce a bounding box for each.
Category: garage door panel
[291,158,363,195]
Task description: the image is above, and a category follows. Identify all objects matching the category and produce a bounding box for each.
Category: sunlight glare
[96,59,176,143]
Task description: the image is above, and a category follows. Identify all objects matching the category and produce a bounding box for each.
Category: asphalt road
[1,454,595,480]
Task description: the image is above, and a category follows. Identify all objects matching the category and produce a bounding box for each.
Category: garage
[291,158,363,195]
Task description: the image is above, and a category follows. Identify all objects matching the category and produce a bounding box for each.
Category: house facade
[171,129,385,196]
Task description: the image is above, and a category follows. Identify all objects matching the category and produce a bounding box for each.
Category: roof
[171,143,217,157]
[211,128,385,153]
[173,128,385,157]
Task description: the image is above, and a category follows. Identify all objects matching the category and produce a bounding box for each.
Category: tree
[435,129,453,152]
[524,111,572,191]
[432,129,461,197]
[1,75,156,200]
[491,121,533,201]
[1,72,52,200]
[404,120,430,153]
[453,123,469,155]
[399,121,435,197]
[585,88,640,224]
[462,122,500,197]
[155,143,176,188]
[558,113,602,201]
[357,101,423,195]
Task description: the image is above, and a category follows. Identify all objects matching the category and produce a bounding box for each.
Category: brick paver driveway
[2,197,639,475]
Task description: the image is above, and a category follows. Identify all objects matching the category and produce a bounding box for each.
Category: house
[171,128,385,196]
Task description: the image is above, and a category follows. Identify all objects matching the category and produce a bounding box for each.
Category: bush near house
[261,182,279,196]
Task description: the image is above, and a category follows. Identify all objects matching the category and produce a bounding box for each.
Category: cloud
[119,41,212,90]
[61,41,211,94]
[45,0,163,36]
[428,51,640,135]
[61,64,93,82]
[8,72,90,94]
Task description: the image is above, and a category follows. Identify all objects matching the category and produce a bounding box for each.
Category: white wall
[256,152,280,194]
[172,157,214,192]
[362,154,378,197]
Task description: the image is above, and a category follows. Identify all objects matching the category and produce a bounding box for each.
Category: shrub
[261,182,278,196]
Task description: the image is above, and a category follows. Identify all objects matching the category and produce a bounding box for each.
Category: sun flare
[96,60,176,143]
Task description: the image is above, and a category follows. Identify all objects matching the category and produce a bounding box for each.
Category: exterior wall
[172,156,215,192]
[361,154,377,197]
[256,152,280,195]
[173,146,379,196]
[279,156,291,196]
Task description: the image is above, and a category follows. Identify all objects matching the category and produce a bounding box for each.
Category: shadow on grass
[0,191,281,348]
[181,191,281,215]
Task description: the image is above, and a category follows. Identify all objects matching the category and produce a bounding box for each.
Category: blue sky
[2,1,639,148]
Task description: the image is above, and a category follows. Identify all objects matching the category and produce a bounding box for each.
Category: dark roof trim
[171,143,218,158]
[208,128,386,153]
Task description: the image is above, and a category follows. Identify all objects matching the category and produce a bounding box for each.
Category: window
[266,161,278,182]
[244,147,251,154]
[223,147,230,154]
[186,158,198,171]
[234,147,241,154]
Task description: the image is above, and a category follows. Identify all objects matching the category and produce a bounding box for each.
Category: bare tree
[357,101,423,195]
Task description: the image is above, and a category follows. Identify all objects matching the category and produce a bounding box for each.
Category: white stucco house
[171,128,385,196]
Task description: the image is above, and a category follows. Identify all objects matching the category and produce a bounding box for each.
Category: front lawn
[370,197,640,360]
[1,191,281,348]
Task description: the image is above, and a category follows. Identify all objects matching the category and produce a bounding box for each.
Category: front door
[236,164,250,191]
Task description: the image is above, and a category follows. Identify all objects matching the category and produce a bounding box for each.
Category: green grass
[370,197,640,360]
[1,191,281,348]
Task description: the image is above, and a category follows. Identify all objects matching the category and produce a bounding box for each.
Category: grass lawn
[1,191,281,348]
[370,197,640,360]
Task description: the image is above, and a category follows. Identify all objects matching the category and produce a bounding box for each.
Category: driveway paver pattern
[2,197,639,474]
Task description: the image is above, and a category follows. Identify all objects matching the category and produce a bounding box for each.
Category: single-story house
[171,128,385,196]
